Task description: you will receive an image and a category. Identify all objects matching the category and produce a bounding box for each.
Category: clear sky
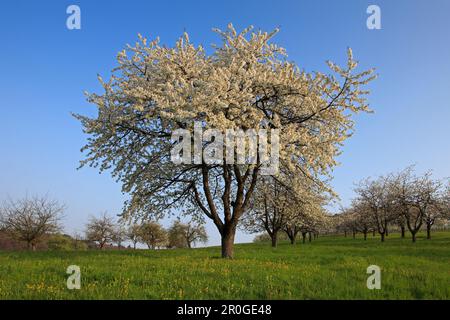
[1,0,449,246]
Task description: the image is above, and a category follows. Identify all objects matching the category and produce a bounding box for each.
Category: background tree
[126,224,142,249]
[283,222,300,245]
[184,222,208,248]
[391,167,422,242]
[112,224,127,248]
[339,208,359,239]
[168,220,208,248]
[304,209,329,241]
[354,175,395,242]
[433,182,450,230]
[288,209,328,244]
[333,213,351,237]
[347,201,374,240]
[423,179,447,239]
[85,213,116,249]
[0,196,64,251]
[242,177,301,248]
[167,221,187,248]
[391,167,443,242]
[139,221,167,249]
[299,224,311,244]
[393,214,407,238]
[75,24,375,258]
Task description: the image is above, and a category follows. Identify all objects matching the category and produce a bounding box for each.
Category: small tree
[139,221,167,249]
[185,223,208,248]
[167,221,186,248]
[349,201,377,240]
[112,224,127,248]
[391,167,443,242]
[432,182,450,231]
[168,220,208,248]
[126,224,142,249]
[333,213,352,237]
[242,175,323,248]
[0,196,64,251]
[394,214,407,238]
[283,223,300,245]
[421,178,448,239]
[391,167,422,242]
[354,176,395,242]
[85,213,116,249]
[242,178,294,248]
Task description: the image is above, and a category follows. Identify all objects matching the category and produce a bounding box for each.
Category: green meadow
[0,231,449,300]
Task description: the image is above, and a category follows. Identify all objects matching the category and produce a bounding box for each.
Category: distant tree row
[0,196,208,251]
[251,166,449,246]
[85,214,208,250]
[243,175,332,247]
[2,168,447,251]
[333,166,450,242]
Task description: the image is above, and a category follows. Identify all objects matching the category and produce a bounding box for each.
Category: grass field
[0,231,449,299]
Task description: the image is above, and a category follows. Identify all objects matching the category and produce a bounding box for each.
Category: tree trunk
[412,232,417,243]
[308,232,312,242]
[285,228,297,245]
[271,233,278,248]
[352,230,356,239]
[289,235,295,245]
[385,227,389,236]
[426,223,431,239]
[133,242,137,250]
[372,230,375,237]
[302,232,306,244]
[344,231,347,237]
[221,227,236,258]
[363,231,367,240]
[401,226,405,238]
[380,232,385,242]
[27,241,36,251]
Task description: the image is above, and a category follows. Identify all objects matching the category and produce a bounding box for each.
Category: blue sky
[0,0,449,246]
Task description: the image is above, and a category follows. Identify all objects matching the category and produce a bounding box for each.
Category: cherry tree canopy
[75,24,375,257]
